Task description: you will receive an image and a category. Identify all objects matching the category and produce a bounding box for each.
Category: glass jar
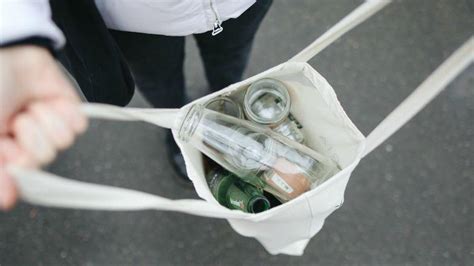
[204,96,244,119]
[178,104,339,201]
[244,78,305,143]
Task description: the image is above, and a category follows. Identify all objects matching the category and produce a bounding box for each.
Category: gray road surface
[1,0,473,265]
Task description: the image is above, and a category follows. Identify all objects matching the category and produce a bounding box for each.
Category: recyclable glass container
[204,96,244,119]
[244,78,305,143]
[207,167,270,213]
[178,104,340,201]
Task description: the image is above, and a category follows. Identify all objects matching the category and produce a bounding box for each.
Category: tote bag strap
[8,105,245,219]
[9,167,241,219]
[363,37,474,157]
[289,0,391,63]
[286,0,472,157]
[81,103,179,129]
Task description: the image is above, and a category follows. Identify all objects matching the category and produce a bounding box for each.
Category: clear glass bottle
[207,167,270,213]
[178,104,339,201]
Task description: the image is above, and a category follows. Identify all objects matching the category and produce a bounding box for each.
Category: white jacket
[0,0,256,48]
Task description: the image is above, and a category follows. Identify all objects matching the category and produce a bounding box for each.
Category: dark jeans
[52,0,272,108]
[111,0,272,108]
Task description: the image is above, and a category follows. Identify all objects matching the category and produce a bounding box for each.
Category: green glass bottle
[207,167,271,213]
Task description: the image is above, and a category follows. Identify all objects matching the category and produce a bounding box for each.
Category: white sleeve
[0,0,65,49]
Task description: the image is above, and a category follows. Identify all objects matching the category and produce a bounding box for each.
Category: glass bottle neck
[178,104,204,142]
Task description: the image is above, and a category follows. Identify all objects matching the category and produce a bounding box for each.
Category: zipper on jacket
[210,0,223,36]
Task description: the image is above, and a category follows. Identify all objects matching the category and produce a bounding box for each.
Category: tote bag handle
[289,0,391,63]
[363,37,473,157]
[287,0,473,157]
[8,105,248,218]
[9,166,244,219]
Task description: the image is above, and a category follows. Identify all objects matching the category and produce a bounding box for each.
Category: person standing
[0,0,272,209]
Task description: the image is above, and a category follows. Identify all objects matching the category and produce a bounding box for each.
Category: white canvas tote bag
[9,0,473,256]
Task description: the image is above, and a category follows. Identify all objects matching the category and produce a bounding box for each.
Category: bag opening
[174,62,365,213]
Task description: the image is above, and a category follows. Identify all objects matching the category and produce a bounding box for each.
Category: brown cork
[264,158,311,200]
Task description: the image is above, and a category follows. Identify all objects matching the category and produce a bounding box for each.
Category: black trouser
[51,0,272,108]
[112,0,272,108]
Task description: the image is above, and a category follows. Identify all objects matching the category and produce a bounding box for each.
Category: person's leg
[50,0,135,106]
[110,31,186,109]
[110,31,190,182]
[194,0,273,92]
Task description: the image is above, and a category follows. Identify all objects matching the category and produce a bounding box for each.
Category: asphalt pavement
[1,0,473,265]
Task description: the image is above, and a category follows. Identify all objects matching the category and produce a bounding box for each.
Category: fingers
[7,99,87,167]
[29,102,75,150]
[0,99,87,211]
[0,45,88,211]
[0,137,31,167]
[12,114,55,166]
[50,99,87,135]
[0,170,17,211]
[0,138,20,210]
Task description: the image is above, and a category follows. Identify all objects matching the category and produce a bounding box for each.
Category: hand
[0,45,87,210]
